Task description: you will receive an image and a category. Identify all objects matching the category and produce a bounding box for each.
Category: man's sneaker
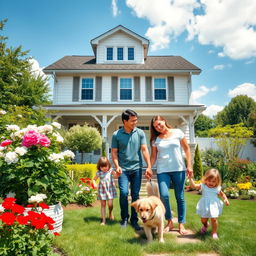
[131,222,142,231]
[120,219,128,228]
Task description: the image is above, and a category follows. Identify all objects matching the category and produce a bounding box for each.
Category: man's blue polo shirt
[111,127,147,171]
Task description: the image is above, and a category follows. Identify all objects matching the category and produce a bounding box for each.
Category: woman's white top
[152,129,186,174]
[196,183,224,218]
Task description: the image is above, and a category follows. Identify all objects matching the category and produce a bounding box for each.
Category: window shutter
[167,76,175,101]
[111,76,118,101]
[95,76,102,101]
[72,77,80,102]
[145,76,152,102]
[134,76,140,102]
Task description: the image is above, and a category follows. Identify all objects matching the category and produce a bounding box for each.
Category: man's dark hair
[121,109,138,123]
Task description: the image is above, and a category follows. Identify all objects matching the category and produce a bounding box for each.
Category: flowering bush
[224,186,240,199]
[237,182,252,190]
[0,123,74,206]
[0,197,58,256]
[75,178,97,206]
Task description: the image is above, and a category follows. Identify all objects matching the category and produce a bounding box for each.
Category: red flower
[17,215,29,225]
[2,197,16,210]
[26,204,35,208]
[0,139,13,147]
[11,204,25,214]
[0,212,16,225]
[48,224,54,230]
[53,232,60,236]
[80,178,86,183]
[39,203,49,209]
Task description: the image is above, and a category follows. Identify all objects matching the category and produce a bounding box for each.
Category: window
[117,47,123,60]
[107,47,113,60]
[128,47,134,60]
[81,78,93,100]
[120,78,132,100]
[154,78,166,100]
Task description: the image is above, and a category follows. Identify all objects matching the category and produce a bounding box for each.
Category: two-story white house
[43,25,206,161]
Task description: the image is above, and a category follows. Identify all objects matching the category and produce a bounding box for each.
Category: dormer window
[154,78,166,100]
[107,47,113,60]
[128,47,134,60]
[117,47,124,60]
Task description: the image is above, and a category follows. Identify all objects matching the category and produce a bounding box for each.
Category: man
[111,109,152,231]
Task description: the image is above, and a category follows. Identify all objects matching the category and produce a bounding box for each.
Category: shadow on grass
[83,215,120,225]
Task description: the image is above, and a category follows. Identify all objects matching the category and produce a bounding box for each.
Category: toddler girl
[188,168,230,239]
[93,156,118,225]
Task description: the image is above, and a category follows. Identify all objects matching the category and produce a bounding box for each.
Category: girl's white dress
[196,184,224,218]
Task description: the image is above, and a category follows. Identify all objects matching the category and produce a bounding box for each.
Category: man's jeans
[118,168,142,224]
[157,171,186,223]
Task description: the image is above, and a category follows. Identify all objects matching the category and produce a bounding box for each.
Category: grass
[54,191,256,256]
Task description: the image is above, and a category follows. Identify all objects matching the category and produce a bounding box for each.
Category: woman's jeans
[118,168,142,224]
[157,171,186,223]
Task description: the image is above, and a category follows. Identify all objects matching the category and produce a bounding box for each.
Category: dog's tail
[146,180,160,198]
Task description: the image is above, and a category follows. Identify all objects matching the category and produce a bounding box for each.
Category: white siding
[54,77,73,104]
[102,76,112,102]
[174,76,189,104]
[96,31,144,64]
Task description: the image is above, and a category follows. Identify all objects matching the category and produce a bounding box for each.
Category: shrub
[193,144,203,180]
[227,158,252,182]
[66,164,97,182]
[201,149,225,168]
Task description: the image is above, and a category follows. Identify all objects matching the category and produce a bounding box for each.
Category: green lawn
[54,191,256,256]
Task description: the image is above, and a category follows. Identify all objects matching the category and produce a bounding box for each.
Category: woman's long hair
[150,115,172,146]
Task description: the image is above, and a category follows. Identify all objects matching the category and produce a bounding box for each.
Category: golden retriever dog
[131,181,166,243]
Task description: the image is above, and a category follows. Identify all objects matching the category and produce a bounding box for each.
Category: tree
[193,144,203,180]
[194,114,215,137]
[64,124,102,163]
[215,95,256,127]
[208,123,253,162]
[0,19,50,109]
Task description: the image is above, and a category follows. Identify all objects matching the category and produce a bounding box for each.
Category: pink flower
[21,131,40,147]
[0,139,12,147]
[39,134,51,147]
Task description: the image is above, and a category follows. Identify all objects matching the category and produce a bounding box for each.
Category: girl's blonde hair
[202,168,221,187]
[97,156,111,171]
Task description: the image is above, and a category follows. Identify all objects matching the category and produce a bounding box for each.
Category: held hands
[115,166,122,176]
[145,168,153,180]
[186,167,193,178]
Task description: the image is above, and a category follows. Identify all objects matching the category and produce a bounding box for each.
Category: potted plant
[0,122,74,232]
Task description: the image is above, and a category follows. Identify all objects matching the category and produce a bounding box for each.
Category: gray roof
[43,56,201,73]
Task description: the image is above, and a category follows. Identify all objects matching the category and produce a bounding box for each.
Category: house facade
[43,25,206,161]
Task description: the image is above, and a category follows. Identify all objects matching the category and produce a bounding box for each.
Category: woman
[149,115,193,234]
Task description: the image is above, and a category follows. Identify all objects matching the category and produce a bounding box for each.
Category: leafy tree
[208,123,253,162]
[215,95,256,127]
[193,144,203,180]
[64,124,102,163]
[194,114,215,137]
[0,19,50,109]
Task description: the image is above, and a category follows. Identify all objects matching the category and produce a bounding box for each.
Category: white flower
[6,192,16,198]
[0,146,5,151]
[0,204,4,212]
[84,186,90,191]
[38,124,53,134]
[17,114,22,118]
[28,193,47,203]
[52,122,61,129]
[48,153,64,162]
[53,132,64,143]
[25,125,38,132]
[12,129,26,139]
[76,191,83,195]
[61,150,75,159]
[5,152,19,164]
[6,125,20,131]
[0,152,4,158]
[0,110,7,115]
[15,146,28,156]
[248,190,256,196]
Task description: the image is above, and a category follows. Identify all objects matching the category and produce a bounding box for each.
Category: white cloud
[213,64,225,70]
[190,85,217,104]
[203,104,224,118]
[228,83,256,101]
[125,0,256,59]
[28,58,47,79]
[112,0,120,17]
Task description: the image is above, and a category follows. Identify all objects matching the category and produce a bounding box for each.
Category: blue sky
[1,0,256,117]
